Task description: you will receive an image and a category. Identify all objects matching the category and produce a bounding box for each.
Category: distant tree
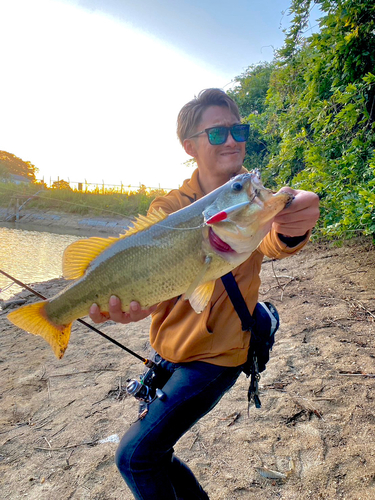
[51,179,72,190]
[0,151,38,181]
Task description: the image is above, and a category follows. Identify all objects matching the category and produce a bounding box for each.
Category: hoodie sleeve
[258,227,311,259]
[149,192,183,215]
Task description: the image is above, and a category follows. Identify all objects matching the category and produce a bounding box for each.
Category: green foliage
[228,62,276,173]
[0,164,11,180]
[51,179,72,190]
[228,62,275,116]
[0,181,165,217]
[228,0,375,240]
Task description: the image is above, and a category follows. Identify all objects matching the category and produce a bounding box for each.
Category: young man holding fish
[4,87,318,497]
[86,88,319,499]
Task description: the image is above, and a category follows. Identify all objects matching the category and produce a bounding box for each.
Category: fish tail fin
[7,301,72,359]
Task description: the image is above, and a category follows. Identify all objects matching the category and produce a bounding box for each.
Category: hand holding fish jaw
[89,297,157,324]
[272,188,320,238]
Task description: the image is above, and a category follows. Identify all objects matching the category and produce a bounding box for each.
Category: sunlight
[0,0,232,189]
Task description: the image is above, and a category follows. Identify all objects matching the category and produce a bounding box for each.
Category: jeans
[115,355,243,499]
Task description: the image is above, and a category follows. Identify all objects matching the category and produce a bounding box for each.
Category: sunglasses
[188,124,250,145]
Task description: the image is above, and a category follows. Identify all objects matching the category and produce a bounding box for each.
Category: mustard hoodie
[149,169,308,367]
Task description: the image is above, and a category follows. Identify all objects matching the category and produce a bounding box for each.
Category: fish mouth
[209,227,235,253]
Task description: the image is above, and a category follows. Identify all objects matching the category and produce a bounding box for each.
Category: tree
[228,62,276,175]
[0,151,38,181]
[51,179,72,190]
[228,0,375,238]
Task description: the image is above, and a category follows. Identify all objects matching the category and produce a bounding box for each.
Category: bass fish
[8,170,292,358]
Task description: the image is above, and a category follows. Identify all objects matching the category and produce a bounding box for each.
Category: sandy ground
[1,238,374,499]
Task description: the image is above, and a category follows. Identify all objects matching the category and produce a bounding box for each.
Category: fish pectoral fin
[184,255,212,301]
[188,281,216,314]
[63,236,118,279]
[183,255,214,313]
[7,301,72,359]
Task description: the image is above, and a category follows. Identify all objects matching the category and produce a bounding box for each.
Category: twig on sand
[189,434,200,450]
[255,466,287,480]
[220,411,241,427]
[350,299,375,320]
[255,458,295,481]
[338,371,375,378]
[35,439,98,452]
[291,395,324,420]
[50,423,68,439]
[43,436,52,457]
[258,261,296,300]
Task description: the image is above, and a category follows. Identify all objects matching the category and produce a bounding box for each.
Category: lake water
[0,226,81,300]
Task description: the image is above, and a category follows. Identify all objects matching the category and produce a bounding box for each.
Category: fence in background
[38,177,176,194]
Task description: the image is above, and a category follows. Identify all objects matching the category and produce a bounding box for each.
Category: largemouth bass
[8,170,292,358]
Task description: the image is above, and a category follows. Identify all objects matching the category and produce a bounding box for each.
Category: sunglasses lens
[207,127,228,145]
[231,124,250,142]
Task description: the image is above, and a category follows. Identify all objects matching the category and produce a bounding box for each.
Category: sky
[0,0,319,190]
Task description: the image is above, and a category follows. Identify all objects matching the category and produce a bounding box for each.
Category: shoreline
[0,207,132,236]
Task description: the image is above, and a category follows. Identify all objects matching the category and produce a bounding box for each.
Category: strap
[221,272,261,409]
[221,272,256,332]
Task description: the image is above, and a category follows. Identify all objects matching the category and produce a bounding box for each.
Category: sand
[1,238,374,499]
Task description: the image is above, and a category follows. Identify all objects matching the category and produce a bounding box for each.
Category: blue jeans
[115,355,243,499]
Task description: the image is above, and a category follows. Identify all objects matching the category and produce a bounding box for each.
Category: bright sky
[0,0,317,189]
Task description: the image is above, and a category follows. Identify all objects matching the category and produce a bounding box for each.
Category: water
[0,227,81,300]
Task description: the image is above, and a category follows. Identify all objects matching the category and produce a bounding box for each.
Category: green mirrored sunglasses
[188,124,250,145]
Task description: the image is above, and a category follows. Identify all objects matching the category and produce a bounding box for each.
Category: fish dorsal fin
[189,281,215,314]
[63,236,119,279]
[122,208,168,237]
[62,208,168,280]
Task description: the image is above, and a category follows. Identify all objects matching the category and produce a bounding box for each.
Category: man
[89,89,319,499]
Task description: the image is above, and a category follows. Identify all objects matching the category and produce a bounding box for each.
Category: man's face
[184,105,246,190]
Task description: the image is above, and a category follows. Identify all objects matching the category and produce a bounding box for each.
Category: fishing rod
[0,269,154,367]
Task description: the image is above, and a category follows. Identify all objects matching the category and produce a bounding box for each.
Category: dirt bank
[0,207,132,236]
[1,239,374,499]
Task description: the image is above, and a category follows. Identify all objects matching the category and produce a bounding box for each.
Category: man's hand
[273,188,320,237]
[89,296,157,324]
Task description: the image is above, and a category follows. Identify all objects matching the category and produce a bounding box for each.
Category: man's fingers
[108,295,127,323]
[89,303,110,323]
[127,301,158,322]
[273,189,320,237]
[89,298,157,325]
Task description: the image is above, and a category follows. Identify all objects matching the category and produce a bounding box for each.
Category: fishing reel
[126,360,170,406]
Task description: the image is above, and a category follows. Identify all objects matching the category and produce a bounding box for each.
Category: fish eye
[231,181,243,192]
